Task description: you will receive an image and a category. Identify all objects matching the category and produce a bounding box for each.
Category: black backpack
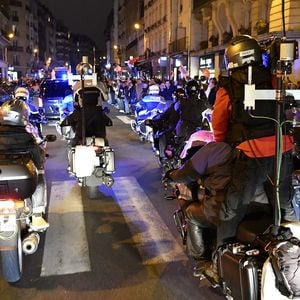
[263,225,300,298]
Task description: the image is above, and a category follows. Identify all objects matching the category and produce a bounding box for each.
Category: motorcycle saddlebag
[217,243,263,300]
[0,157,38,199]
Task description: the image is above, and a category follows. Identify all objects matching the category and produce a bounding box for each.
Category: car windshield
[40,81,70,98]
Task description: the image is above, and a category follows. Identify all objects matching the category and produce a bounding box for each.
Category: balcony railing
[9,0,22,7]
[7,45,23,52]
[193,0,210,10]
[168,37,187,53]
[11,15,19,22]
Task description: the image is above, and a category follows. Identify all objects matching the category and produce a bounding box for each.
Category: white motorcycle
[0,134,56,283]
[60,125,115,198]
[130,108,159,143]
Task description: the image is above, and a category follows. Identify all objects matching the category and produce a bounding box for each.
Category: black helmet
[0,99,30,126]
[224,35,263,70]
[185,79,200,97]
[173,88,186,100]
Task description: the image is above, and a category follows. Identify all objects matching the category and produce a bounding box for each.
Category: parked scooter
[0,134,56,283]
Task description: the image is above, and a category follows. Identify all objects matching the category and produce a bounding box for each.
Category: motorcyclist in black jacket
[60,86,113,147]
[175,79,208,140]
[163,140,233,277]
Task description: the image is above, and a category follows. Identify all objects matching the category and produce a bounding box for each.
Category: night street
[0,106,225,300]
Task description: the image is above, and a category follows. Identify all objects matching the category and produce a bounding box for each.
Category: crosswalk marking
[41,180,91,276]
[116,115,133,124]
[41,176,186,276]
[112,176,187,264]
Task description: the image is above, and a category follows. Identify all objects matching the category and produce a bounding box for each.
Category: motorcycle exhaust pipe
[103,175,114,187]
[22,232,40,255]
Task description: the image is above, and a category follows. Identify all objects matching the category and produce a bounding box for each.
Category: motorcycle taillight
[0,200,15,209]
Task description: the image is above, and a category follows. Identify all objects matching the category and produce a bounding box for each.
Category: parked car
[0,88,11,106]
[39,79,73,120]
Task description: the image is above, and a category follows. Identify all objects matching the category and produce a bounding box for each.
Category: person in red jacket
[212,35,296,248]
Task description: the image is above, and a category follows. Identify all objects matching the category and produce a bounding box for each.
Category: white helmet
[148,84,160,95]
[15,86,30,101]
[0,99,30,126]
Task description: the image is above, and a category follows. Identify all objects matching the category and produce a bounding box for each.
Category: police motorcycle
[0,99,56,283]
[59,57,115,198]
[130,84,171,143]
[166,36,300,300]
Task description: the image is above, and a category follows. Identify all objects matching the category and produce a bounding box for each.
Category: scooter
[0,134,56,283]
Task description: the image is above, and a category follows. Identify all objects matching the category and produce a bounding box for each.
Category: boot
[203,251,220,286]
[186,221,205,259]
[282,207,298,222]
[186,222,211,277]
[192,257,211,278]
[31,214,49,232]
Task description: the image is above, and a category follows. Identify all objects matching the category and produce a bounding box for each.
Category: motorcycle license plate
[0,202,17,232]
[0,213,17,232]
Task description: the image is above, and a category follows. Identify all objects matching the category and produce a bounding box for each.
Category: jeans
[217,150,294,246]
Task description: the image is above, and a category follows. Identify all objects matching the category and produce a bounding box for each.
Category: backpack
[264,225,300,298]
[220,66,277,146]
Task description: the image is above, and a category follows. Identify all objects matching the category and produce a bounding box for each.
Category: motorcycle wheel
[85,186,100,199]
[130,120,137,133]
[0,224,23,283]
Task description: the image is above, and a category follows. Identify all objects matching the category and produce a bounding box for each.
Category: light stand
[244,40,299,225]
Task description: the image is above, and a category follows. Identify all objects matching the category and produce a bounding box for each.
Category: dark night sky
[38,0,113,49]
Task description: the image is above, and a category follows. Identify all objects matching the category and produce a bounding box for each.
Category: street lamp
[134,23,141,54]
[4,32,14,64]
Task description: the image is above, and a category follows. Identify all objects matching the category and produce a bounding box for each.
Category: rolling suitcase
[217,243,264,300]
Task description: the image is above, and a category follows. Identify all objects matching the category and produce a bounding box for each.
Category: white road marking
[116,115,133,124]
[41,180,91,276]
[112,176,187,264]
[41,176,186,276]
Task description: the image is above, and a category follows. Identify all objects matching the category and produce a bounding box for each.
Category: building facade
[0,0,98,80]
[108,0,300,82]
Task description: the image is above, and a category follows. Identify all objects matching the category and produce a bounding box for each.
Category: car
[39,79,74,120]
[0,88,11,106]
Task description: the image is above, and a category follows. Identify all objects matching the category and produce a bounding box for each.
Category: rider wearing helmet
[135,84,169,120]
[61,85,113,147]
[15,86,45,139]
[175,79,207,140]
[149,87,182,162]
[212,34,296,253]
[0,99,49,231]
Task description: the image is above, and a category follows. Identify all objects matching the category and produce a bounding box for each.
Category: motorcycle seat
[86,137,105,146]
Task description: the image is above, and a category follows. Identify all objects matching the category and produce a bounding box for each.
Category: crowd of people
[162,35,299,284]
[105,76,218,115]
[1,34,299,289]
